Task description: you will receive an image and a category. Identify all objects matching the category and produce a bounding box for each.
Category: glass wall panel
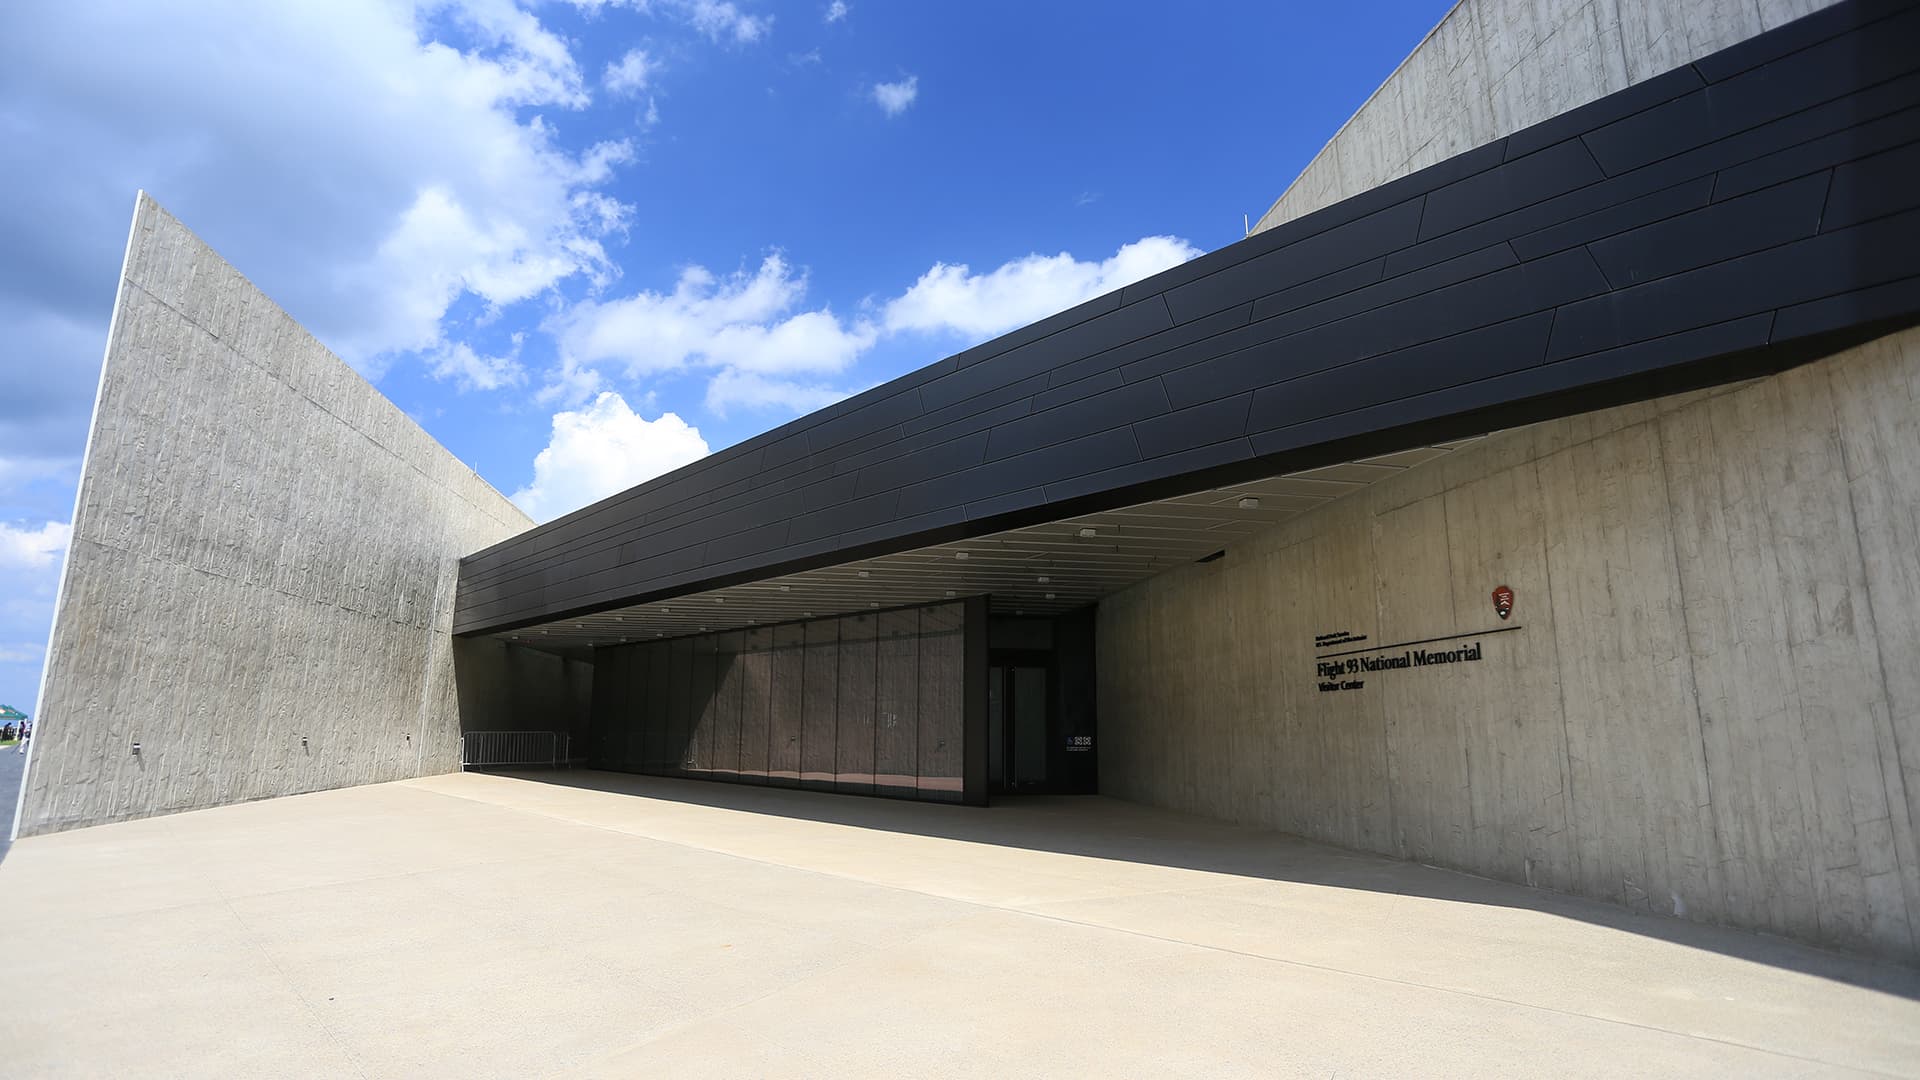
[710,631,744,780]
[642,641,672,772]
[588,648,618,768]
[874,608,920,797]
[768,623,805,786]
[688,635,719,778]
[800,618,839,790]
[667,637,695,776]
[988,666,1005,788]
[738,627,773,784]
[583,600,975,803]
[917,603,965,800]
[614,648,640,770]
[835,614,878,794]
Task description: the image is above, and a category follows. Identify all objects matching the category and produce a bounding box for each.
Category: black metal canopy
[457,0,1920,639]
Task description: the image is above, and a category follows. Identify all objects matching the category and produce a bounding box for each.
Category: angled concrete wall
[1254,0,1840,233]
[1097,322,1920,959]
[14,194,533,837]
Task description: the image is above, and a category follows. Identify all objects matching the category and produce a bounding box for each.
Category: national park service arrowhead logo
[1491,584,1514,620]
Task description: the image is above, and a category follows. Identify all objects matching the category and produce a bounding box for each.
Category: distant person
[16,721,26,754]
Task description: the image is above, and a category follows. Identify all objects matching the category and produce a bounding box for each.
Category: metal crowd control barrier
[460,731,569,769]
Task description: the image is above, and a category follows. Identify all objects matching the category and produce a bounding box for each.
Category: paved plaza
[2,770,1917,1077]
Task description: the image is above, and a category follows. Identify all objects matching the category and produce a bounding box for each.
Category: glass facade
[588,601,969,802]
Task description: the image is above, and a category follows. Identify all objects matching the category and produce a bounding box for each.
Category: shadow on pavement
[488,766,1920,1001]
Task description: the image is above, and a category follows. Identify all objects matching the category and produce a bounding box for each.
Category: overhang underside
[479,440,1484,653]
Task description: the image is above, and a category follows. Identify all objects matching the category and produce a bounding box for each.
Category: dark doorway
[988,651,1053,794]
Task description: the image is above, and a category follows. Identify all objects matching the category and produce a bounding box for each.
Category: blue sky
[0,0,1453,714]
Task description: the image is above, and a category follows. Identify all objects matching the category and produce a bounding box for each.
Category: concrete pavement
[1,769,1916,1078]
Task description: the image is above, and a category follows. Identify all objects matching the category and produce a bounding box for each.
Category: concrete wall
[1254,0,1840,233]
[15,194,533,836]
[452,638,594,759]
[1097,322,1920,958]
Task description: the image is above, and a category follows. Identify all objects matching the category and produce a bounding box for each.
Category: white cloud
[0,521,71,572]
[543,234,1200,418]
[0,644,42,665]
[825,1,849,23]
[561,0,771,42]
[547,254,877,413]
[703,370,851,418]
[872,75,918,117]
[0,0,633,379]
[883,235,1201,340]
[427,337,527,391]
[604,48,657,97]
[511,392,711,521]
[674,0,772,43]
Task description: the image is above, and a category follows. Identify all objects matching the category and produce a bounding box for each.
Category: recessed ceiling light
[955,552,969,560]
[802,611,813,618]
[1078,527,1097,538]
[1238,497,1261,510]
[1037,575,1050,584]
[780,584,791,592]
[660,607,671,614]
[858,569,870,578]
[1015,609,1025,616]
[699,626,709,632]
[944,590,955,597]
[714,597,724,604]
[1045,593,1056,600]
[613,615,623,622]
[868,601,879,608]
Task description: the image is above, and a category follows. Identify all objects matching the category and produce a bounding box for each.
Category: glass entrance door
[987,660,1049,793]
